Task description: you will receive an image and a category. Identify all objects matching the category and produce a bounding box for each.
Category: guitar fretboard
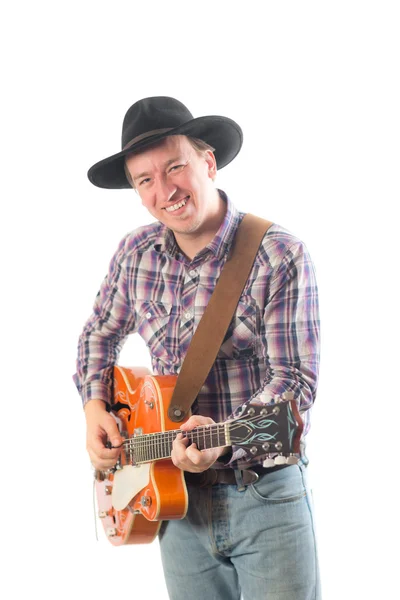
[124,424,228,464]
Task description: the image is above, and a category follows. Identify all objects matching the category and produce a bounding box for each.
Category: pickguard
[112,464,151,510]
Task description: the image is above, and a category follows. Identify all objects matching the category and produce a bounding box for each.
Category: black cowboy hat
[87,96,243,189]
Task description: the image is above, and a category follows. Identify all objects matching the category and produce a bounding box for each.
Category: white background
[2,1,399,598]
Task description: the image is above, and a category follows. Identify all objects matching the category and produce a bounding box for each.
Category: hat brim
[87,116,243,189]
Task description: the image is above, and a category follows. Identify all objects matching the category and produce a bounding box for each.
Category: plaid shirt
[74,192,320,468]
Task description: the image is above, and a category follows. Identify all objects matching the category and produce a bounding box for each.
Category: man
[74,96,321,599]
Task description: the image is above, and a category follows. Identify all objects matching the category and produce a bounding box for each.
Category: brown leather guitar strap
[168,214,273,422]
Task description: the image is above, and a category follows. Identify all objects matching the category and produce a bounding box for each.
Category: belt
[184,464,288,488]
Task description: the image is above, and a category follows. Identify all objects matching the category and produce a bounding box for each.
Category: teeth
[165,197,188,213]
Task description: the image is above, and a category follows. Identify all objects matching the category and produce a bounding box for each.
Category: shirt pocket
[136,300,172,359]
[218,295,258,360]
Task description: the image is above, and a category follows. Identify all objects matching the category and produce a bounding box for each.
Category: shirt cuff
[80,381,112,408]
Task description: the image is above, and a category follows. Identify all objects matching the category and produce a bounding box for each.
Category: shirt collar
[204,190,241,260]
[154,190,241,261]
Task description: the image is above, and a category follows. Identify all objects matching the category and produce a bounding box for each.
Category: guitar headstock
[227,395,303,461]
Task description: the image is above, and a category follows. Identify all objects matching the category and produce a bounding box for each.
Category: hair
[123,135,216,189]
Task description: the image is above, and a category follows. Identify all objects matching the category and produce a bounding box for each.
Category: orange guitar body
[95,366,188,546]
[95,366,302,546]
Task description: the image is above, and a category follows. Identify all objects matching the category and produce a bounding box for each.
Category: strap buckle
[241,469,259,485]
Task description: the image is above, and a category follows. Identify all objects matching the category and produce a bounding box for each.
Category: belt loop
[234,469,246,492]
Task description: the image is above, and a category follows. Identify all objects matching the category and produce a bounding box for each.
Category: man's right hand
[84,399,123,471]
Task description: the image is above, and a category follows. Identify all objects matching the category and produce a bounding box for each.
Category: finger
[87,447,120,471]
[88,428,123,463]
[172,433,189,455]
[186,445,220,470]
[101,415,123,448]
[184,443,204,466]
[95,443,121,461]
[185,443,215,467]
[179,415,214,431]
[88,448,118,470]
[88,431,121,458]
[171,433,191,467]
[171,438,208,472]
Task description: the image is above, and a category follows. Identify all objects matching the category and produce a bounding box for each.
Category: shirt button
[146,312,152,319]
[189,270,197,277]
[184,311,192,320]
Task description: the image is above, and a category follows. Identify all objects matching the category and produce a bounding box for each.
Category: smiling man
[74,96,321,600]
[125,135,226,259]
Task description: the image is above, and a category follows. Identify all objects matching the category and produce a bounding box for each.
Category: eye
[139,178,151,186]
[169,164,185,173]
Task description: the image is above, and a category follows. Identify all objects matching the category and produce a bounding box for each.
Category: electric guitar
[94,366,303,546]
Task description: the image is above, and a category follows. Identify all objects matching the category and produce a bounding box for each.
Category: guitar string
[110,400,290,446]
[114,411,289,462]
[123,411,281,446]
[116,409,281,448]
[127,426,227,461]
[116,412,284,453]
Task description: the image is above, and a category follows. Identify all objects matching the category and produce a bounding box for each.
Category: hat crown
[121,96,194,149]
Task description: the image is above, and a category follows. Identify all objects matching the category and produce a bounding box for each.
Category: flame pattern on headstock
[227,400,303,459]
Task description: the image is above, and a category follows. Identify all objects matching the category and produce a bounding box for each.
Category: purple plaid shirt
[74,192,320,468]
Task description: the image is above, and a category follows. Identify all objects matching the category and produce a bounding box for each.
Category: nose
[155,176,177,205]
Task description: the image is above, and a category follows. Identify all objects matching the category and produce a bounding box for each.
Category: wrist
[84,398,108,415]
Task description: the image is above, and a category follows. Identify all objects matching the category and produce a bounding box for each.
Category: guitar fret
[141,437,146,462]
[147,439,151,462]
[132,424,229,465]
[193,429,200,448]
[152,434,157,460]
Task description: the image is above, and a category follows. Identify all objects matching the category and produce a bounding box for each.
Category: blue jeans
[159,463,321,600]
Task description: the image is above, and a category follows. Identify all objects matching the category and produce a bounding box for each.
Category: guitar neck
[128,424,229,464]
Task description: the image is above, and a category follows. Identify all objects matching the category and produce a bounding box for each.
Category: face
[125,136,219,239]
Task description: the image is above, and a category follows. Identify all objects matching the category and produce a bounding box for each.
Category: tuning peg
[286,454,299,465]
[263,455,276,468]
[274,454,288,465]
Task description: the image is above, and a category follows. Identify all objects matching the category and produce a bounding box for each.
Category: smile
[164,196,189,213]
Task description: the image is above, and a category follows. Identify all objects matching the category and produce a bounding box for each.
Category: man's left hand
[171,415,228,473]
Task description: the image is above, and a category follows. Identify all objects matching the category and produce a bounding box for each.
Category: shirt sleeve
[228,239,320,463]
[73,235,136,408]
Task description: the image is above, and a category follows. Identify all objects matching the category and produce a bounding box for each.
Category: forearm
[74,323,127,407]
[73,234,135,408]
[248,355,318,419]
[227,240,320,463]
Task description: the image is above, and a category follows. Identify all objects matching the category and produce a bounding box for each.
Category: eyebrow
[132,156,185,182]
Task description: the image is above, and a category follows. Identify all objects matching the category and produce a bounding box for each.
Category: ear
[204,150,217,181]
